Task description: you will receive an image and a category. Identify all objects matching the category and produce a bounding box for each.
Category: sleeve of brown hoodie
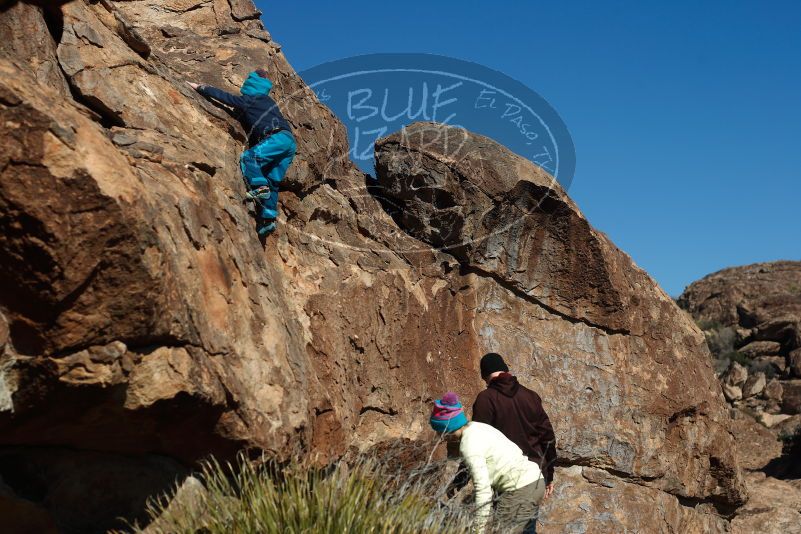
[531,390,557,484]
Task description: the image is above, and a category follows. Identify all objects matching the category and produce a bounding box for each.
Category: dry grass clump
[126,447,472,534]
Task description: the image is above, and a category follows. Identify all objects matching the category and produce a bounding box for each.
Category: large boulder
[681,262,801,490]
[539,466,729,533]
[376,122,746,510]
[0,2,472,530]
[738,340,782,359]
[1,1,745,530]
[678,262,801,377]
[764,379,783,402]
[742,372,767,399]
[376,123,635,335]
[724,361,749,387]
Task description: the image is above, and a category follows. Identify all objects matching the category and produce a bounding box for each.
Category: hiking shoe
[246,186,271,201]
[257,220,276,237]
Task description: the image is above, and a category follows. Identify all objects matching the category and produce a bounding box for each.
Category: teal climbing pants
[239,130,296,220]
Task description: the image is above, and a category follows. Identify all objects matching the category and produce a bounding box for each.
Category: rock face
[375,123,747,518]
[375,124,634,335]
[539,466,729,533]
[679,261,801,375]
[0,1,746,531]
[739,340,782,359]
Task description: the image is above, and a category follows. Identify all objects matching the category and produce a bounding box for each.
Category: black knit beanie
[480,352,509,378]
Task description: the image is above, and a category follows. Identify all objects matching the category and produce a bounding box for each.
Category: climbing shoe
[245,185,271,201]
[257,220,276,237]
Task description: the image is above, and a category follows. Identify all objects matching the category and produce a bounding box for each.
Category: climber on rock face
[472,353,557,503]
[188,69,296,237]
[431,392,546,534]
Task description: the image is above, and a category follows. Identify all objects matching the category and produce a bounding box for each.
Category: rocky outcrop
[679,262,801,421]
[679,262,801,440]
[1,1,746,531]
[680,261,801,527]
[678,261,801,334]
[679,261,801,374]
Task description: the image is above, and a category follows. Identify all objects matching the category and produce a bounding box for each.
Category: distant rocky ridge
[679,261,801,426]
[0,0,755,532]
[679,260,801,531]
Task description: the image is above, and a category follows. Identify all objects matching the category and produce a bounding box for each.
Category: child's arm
[190,82,246,110]
[463,452,492,533]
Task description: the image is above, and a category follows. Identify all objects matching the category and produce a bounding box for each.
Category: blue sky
[255,1,801,296]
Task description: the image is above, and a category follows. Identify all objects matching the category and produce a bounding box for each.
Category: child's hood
[240,71,273,96]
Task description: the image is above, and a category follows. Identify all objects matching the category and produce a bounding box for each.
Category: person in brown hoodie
[472,352,557,500]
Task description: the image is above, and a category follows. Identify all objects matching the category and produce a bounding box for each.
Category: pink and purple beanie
[430,392,468,433]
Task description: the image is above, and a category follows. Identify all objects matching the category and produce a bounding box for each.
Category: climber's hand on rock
[187,81,200,90]
[544,483,554,500]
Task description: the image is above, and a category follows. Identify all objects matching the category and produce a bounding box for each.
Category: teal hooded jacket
[198,71,292,146]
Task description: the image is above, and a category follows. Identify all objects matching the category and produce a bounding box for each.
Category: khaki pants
[492,479,546,534]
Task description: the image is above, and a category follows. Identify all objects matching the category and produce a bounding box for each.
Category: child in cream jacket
[430,392,547,533]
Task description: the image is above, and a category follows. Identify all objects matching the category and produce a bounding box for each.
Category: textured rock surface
[0,1,747,531]
[728,414,782,470]
[765,378,783,402]
[680,261,801,378]
[539,466,728,533]
[730,472,801,534]
[723,383,743,402]
[790,348,801,376]
[376,123,637,335]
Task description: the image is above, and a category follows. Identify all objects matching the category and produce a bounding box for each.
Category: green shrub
[748,358,778,380]
[125,454,472,534]
[704,327,736,359]
[722,350,751,367]
[696,319,723,332]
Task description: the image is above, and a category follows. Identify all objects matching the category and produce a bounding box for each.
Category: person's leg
[257,132,296,220]
[240,132,295,235]
[241,131,294,191]
[239,146,269,189]
[493,480,544,534]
